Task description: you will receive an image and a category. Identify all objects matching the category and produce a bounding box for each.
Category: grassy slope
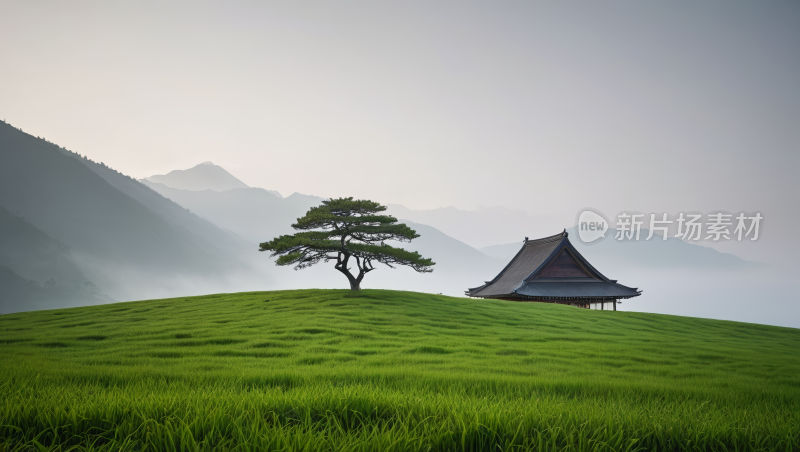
[1,289,799,451]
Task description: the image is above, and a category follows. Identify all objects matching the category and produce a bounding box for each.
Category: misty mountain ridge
[140,181,323,243]
[363,220,506,295]
[146,162,554,248]
[2,125,789,326]
[0,121,263,310]
[0,265,109,313]
[0,206,111,312]
[0,205,88,285]
[138,161,765,309]
[136,174,508,297]
[385,204,561,250]
[140,161,759,272]
[145,162,282,198]
[1,125,501,311]
[479,226,761,270]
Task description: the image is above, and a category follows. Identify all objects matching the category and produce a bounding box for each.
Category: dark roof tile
[467,231,641,300]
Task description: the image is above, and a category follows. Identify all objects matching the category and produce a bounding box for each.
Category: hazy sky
[2,2,798,264]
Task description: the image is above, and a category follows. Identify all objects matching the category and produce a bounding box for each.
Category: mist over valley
[1,121,792,327]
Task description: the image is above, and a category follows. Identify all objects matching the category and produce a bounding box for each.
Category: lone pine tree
[259,197,434,290]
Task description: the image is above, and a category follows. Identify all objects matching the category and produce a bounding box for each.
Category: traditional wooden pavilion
[466,231,641,310]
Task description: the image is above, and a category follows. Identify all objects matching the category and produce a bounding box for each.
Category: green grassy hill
[2,290,799,451]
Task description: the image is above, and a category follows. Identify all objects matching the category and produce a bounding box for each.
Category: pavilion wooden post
[613,299,617,311]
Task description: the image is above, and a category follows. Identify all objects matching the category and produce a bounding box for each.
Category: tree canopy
[259,197,434,290]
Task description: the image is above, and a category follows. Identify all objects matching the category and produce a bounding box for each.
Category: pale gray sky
[2,1,798,264]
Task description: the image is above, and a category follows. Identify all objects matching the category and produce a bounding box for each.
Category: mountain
[0,206,110,312]
[0,266,58,312]
[145,162,282,198]
[400,220,501,266]
[58,152,251,259]
[145,161,250,191]
[0,205,89,286]
[2,126,790,326]
[139,181,323,244]
[134,177,507,297]
[0,264,109,313]
[366,220,506,296]
[385,204,560,249]
[0,128,507,309]
[0,122,256,304]
[479,226,759,269]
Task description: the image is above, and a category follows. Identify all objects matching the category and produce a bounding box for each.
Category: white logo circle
[577,209,609,243]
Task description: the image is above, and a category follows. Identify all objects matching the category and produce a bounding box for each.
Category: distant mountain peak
[145,162,249,192]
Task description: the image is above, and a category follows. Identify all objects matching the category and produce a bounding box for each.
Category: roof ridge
[523,230,566,246]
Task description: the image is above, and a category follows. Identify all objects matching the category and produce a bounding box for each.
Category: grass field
[1,289,799,451]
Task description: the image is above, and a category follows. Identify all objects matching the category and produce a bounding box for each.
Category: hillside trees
[259,197,434,290]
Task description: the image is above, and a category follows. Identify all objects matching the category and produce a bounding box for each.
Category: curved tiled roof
[467,231,641,300]
[514,281,640,299]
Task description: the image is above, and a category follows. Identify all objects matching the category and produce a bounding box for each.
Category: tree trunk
[335,252,363,291]
[348,265,365,291]
[337,266,361,291]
